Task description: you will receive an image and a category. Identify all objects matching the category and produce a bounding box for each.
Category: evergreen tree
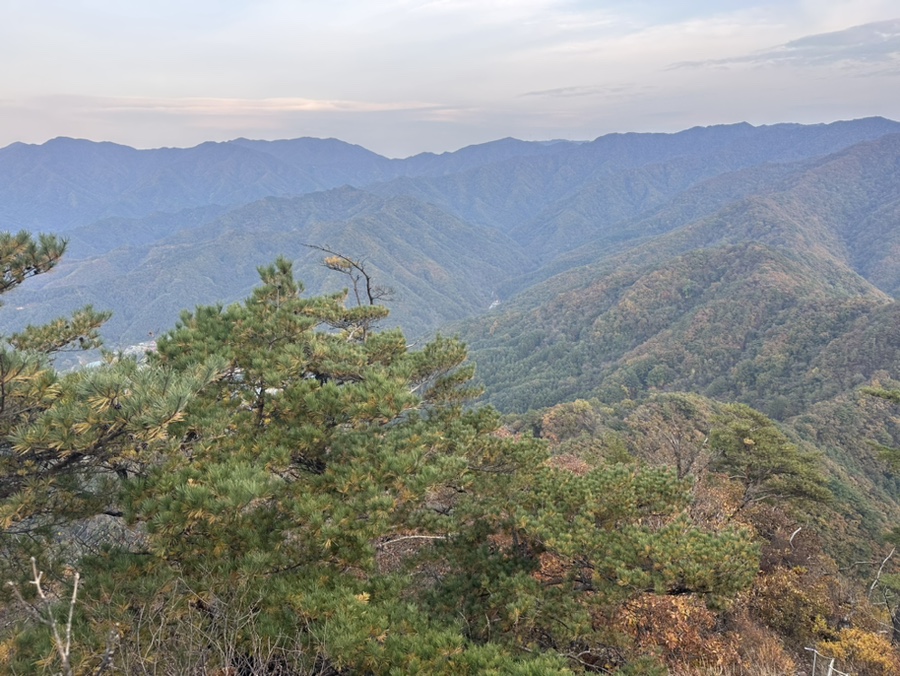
[862,385,900,469]
[709,403,831,516]
[1,254,759,673]
[0,231,117,538]
[0,231,65,298]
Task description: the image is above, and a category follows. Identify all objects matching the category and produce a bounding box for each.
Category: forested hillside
[4,119,900,673]
[3,118,900,346]
[464,130,900,414]
[9,189,532,342]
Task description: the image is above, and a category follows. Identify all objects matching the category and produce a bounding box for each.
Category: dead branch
[6,557,80,676]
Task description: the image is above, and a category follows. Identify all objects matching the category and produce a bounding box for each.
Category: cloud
[522,85,605,98]
[92,97,439,115]
[0,94,477,156]
[3,3,900,157]
[392,0,572,23]
[674,18,900,69]
[520,84,654,99]
[23,96,441,116]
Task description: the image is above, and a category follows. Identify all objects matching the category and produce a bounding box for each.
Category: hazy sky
[2,0,899,157]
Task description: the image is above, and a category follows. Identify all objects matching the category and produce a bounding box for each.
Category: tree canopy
[0,245,759,674]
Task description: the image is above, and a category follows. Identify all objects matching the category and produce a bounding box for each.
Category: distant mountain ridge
[3,117,897,233]
[2,116,900,357]
[0,134,584,232]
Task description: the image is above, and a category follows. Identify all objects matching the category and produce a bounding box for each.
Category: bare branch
[65,571,80,662]
[869,547,896,599]
[6,557,79,676]
[376,534,450,549]
[305,244,393,307]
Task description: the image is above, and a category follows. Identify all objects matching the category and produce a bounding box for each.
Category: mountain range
[5,117,900,671]
[4,116,900,353]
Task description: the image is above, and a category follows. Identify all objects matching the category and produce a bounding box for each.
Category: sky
[2,0,899,157]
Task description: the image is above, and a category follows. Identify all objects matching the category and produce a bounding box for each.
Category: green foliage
[0,233,127,532]
[0,230,65,298]
[863,386,900,405]
[861,384,900,469]
[0,255,761,672]
[467,242,890,415]
[9,306,110,354]
[709,404,831,514]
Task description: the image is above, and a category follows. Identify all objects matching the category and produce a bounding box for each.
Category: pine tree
[0,231,65,297]
[709,403,831,516]
[0,231,115,533]
[2,254,760,673]
[0,231,218,673]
